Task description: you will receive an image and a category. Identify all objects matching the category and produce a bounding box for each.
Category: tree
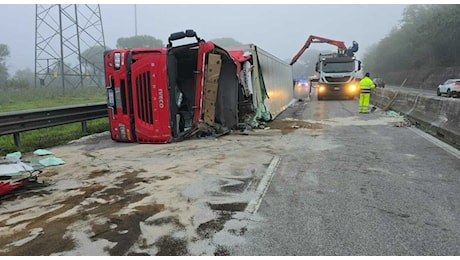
[80,45,109,87]
[0,43,10,87]
[81,45,107,74]
[8,68,34,88]
[363,4,460,73]
[116,35,163,48]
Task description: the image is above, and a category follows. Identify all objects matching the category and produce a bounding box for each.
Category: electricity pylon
[34,4,106,90]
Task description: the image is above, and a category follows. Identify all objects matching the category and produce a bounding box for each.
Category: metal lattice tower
[34,4,106,90]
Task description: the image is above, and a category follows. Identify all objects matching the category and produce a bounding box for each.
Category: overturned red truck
[104,30,300,144]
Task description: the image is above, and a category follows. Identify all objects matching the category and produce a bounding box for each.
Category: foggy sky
[0,4,407,74]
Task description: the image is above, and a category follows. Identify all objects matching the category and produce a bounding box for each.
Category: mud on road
[0,102,324,256]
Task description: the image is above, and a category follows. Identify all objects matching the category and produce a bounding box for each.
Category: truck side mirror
[185,30,196,38]
[358,61,362,71]
[169,31,186,42]
[167,29,201,48]
[315,63,319,72]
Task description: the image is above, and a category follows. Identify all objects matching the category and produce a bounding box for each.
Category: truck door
[130,51,172,143]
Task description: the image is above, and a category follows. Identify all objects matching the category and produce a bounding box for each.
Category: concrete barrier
[371,88,460,149]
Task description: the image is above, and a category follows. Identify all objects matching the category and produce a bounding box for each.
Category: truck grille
[135,71,154,125]
[325,76,350,83]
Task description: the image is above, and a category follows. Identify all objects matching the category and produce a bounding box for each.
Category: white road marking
[409,127,460,159]
[245,155,281,214]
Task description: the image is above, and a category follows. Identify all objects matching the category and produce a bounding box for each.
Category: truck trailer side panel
[228,45,295,127]
[253,45,295,120]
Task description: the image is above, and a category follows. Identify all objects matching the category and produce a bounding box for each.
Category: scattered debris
[33,149,54,156]
[383,110,412,128]
[38,157,65,167]
[0,149,64,198]
[385,110,403,118]
[0,169,43,197]
[393,119,412,128]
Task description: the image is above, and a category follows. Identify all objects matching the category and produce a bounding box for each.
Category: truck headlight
[348,84,357,92]
[114,52,121,70]
[318,85,326,92]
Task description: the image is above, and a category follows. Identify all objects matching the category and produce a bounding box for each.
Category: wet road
[230,94,460,255]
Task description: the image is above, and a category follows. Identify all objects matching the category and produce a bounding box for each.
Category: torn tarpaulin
[0,156,33,176]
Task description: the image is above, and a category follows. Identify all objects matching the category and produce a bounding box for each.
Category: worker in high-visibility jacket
[359,72,376,113]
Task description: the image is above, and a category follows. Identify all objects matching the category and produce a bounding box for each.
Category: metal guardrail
[0,102,108,147]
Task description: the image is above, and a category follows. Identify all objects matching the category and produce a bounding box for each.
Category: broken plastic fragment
[6,151,21,160]
[39,157,65,166]
[33,149,54,156]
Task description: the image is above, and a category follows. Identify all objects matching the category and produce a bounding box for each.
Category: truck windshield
[322,62,355,73]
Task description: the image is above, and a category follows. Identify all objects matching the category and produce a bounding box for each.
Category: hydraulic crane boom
[290,35,347,66]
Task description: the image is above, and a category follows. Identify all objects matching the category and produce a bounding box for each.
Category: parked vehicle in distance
[373,78,385,88]
[437,79,460,98]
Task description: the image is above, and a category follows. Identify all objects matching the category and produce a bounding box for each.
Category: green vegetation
[0,43,9,86]
[0,86,106,112]
[363,4,460,73]
[0,86,108,155]
[0,118,109,155]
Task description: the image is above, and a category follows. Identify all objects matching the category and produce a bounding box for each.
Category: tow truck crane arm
[289,35,348,66]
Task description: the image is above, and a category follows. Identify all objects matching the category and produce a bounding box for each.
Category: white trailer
[228,44,297,127]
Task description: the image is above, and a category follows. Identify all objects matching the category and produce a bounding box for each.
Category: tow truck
[290,35,361,100]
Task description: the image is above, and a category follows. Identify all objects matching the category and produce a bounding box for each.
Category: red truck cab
[104,30,240,144]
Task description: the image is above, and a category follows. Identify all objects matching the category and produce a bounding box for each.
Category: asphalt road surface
[2,92,459,256]
[230,94,460,256]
